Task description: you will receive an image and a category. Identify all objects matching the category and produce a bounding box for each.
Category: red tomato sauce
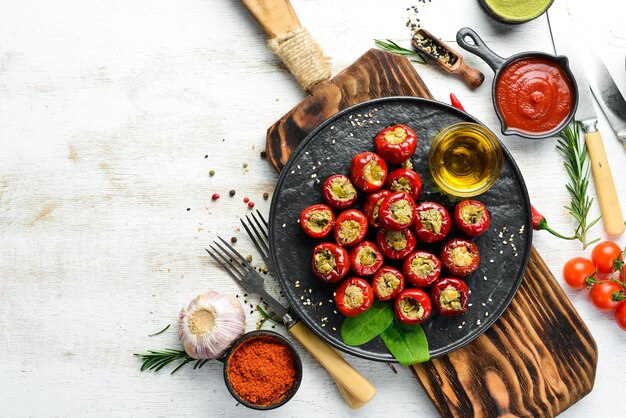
[495,57,573,135]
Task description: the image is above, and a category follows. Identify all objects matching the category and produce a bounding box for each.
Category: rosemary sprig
[256,305,283,330]
[148,324,170,337]
[556,122,601,249]
[134,349,210,375]
[374,39,428,64]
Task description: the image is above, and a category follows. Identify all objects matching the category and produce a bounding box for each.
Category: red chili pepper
[376,228,416,260]
[377,191,417,231]
[349,152,388,192]
[322,174,358,209]
[386,168,423,201]
[299,204,335,239]
[334,277,374,317]
[431,277,469,316]
[372,266,405,302]
[333,209,368,247]
[374,124,418,164]
[394,288,432,325]
[362,190,391,228]
[402,250,442,288]
[413,201,451,243]
[349,241,384,276]
[449,93,466,111]
[311,242,350,283]
[531,205,576,240]
[453,200,491,237]
[440,238,480,277]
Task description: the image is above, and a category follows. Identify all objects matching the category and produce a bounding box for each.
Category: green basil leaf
[341,300,394,346]
[380,321,430,365]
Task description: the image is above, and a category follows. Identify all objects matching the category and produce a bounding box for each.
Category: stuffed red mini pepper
[387,168,423,201]
[402,250,442,288]
[334,209,368,247]
[299,204,335,238]
[372,266,405,302]
[334,277,374,317]
[413,202,452,243]
[454,200,490,237]
[311,242,350,283]
[322,174,358,209]
[378,191,416,230]
[440,238,480,277]
[374,124,418,164]
[394,288,432,325]
[362,190,391,228]
[431,277,469,316]
[349,241,384,276]
[349,152,388,192]
[376,228,416,260]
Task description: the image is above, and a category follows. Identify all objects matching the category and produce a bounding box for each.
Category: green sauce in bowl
[480,0,553,23]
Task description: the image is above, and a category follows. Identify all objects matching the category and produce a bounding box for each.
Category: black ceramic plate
[268,97,532,362]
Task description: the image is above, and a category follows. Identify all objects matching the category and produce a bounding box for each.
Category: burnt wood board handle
[264,49,597,417]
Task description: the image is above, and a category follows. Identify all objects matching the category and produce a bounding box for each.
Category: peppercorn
[229,189,236,197]
[231,236,238,244]
[209,170,215,177]
[263,192,269,200]
[248,202,255,209]
[243,162,248,168]
[212,193,220,200]
[243,197,250,203]
[260,151,267,159]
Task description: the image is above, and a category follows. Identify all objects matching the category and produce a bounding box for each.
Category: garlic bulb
[178,291,245,359]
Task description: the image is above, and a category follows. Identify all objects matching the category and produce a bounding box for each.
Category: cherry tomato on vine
[562,257,596,290]
[589,281,622,311]
[615,302,626,331]
[591,241,622,274]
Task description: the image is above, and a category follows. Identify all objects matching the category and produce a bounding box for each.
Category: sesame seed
[330,126,335,130]
[481,303,486,306]
[282,223,286,228]
[332,327,337,331]
[485,312,489,317]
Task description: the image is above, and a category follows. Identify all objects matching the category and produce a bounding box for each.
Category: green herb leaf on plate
[380,321,430,365]
[341,300,394,346]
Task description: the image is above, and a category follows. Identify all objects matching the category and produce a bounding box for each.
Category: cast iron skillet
[456,27,579,139]
[268,97,533,362]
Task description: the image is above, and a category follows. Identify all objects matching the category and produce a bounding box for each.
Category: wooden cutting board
[241,0,597,415]
[264,48,597,418]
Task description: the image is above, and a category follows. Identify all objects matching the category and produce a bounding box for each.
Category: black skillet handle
[456,27,505,72]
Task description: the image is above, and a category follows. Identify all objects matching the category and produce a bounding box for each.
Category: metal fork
[239,210,274,272]
[206,227,376,408]
[205,237,294,327]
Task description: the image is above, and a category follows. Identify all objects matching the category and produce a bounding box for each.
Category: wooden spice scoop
[412,28,484,88]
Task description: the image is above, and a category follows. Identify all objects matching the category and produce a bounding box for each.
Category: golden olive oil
[429,123,502,197]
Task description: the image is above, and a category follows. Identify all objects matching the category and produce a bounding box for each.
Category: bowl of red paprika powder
[223,330,302,410]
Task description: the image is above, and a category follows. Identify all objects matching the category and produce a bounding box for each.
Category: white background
[1,0,625,416]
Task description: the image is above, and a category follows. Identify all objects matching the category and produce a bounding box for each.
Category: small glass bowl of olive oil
[429,123,503,197]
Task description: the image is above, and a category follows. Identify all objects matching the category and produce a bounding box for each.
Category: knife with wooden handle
[549,3,625,236]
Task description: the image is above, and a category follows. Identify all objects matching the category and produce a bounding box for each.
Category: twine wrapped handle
[268,27,331,92]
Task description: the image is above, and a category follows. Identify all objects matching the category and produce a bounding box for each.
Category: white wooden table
[1,0,625,416]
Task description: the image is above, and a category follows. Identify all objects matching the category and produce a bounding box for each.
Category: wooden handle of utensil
[289,321,376,406]
[584,131,625,236]
[456,62,484,88]
[240,0,301,38]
